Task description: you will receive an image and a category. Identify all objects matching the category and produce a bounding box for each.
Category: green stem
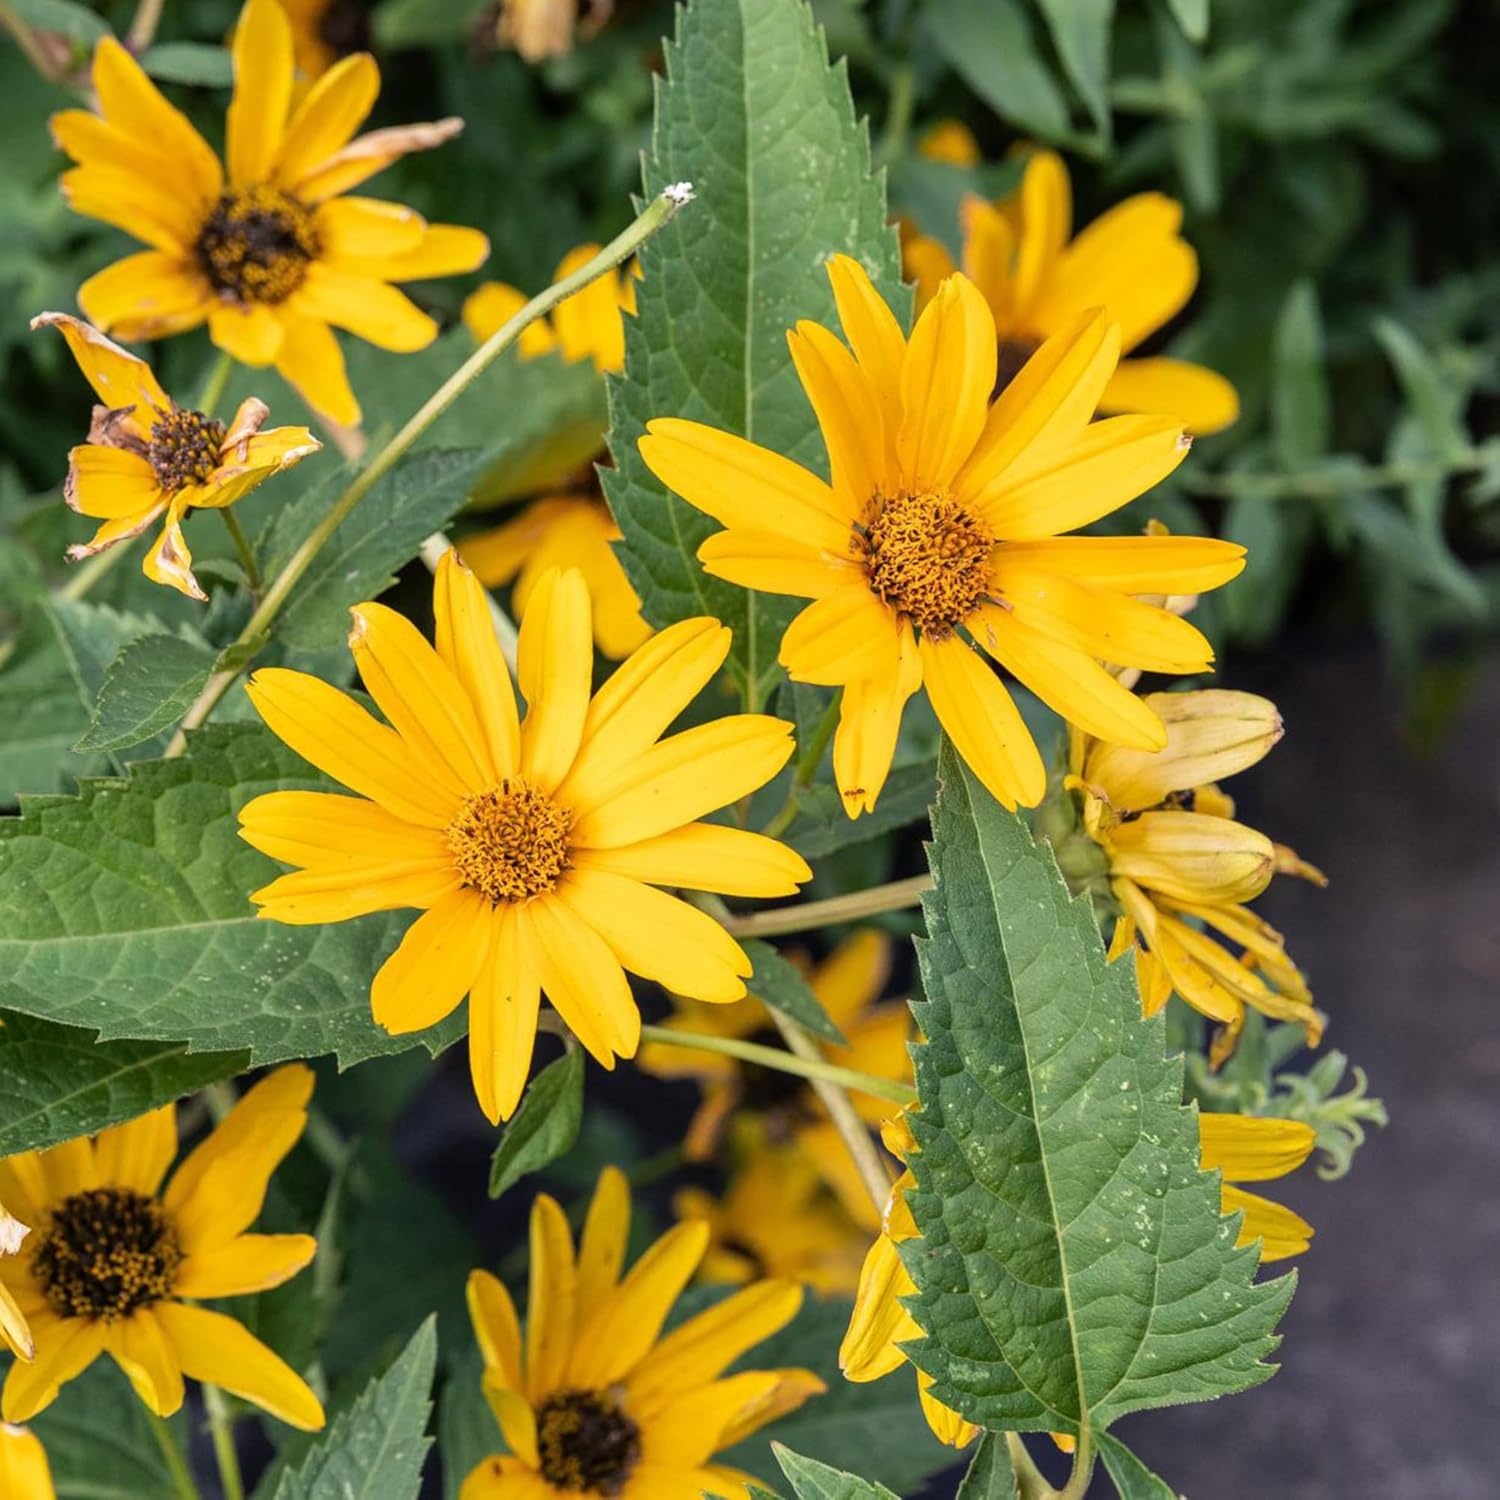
[1185,447,1490,501]
[162,186,693,758]
[1055,1421,1094,1500]
[204,1384,245,1500]
[761,689,841,840]
[196,348,235,419]
[1007,1436,1053,1500]
[724,874,932,939]
[0,0,68,86]
[220,509,262,599]
[60,539,129,601]
[876,61,917,167]
[637,1023,915,1106]
[146,1408,201,1500]
[126,0,167,50]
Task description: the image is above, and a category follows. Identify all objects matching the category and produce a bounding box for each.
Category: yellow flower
[34,312,319,601]
[278,0,368,85]
[917,119,982,167]
[903,149,1240,435]
[53,0,489,427]
[460,249,649,658]
[0,1068,324,1431]
[495,0,611,62]
[0,1424,53,1499]
[0,1204,33,1364]
[1068,688,1325,1049]
[639,255,1245,816]
[674,1122,868,1297]
[1200,1112,1317,1261]
[463,1166,824,1499]
[239,551,809,1123]
[638,929,910,1228]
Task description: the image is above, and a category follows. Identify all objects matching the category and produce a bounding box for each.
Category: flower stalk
[723,874,932,938]
[204,1383,245,1500]
[145,1409,201,1500]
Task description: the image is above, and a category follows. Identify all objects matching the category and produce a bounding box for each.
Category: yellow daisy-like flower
[0,1204,33,1363]
[0,1068,324,1431]
[638,257,1245,817]
[1068,689,1325,1050]
[34,312,319,601]
[463,1166,824,1499]
[639,929,909,1228]
[903,145,1240,435]
[0,1423,53,1499]
[53,0,489,428]
[673,1121,868,1297]
[239,551,809,1123]
[460,249,649,659]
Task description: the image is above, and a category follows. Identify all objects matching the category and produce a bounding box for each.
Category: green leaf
[1164,0,1208,43]
[901,741,1294,1437]
[488,1046,585,1199]
[138,42,234,87]
[787,763,936,859]
[1097,1432,1180,1498]
[1270,281,1330,466]
[743,938,845,1045]
[10,0,109,44]
[74,631,218,752]
[373,0,489,48]
[1036,0,1115,142]
[0,1011,245,1155]
[772,1445,899,1500]
[956,1433,1017,1499]
[926,0,1074,144]
[0,721,457,1068]
[604,0,904,705]
[271,1318,438,1500]
[438,1345,503,1500]
[262,449,487,650]
[1373,316,1471,463]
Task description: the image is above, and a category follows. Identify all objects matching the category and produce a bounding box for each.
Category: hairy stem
[220,509,262,600]
[1055,1421,1094,1500]
[1007,1436,1053,1500]
[196,348,235,419]
[724,874,932,938]
[163,186,692,757]
[204,1384,244,1500]
[146,1409,201,1500]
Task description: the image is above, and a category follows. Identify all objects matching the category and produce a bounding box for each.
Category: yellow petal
[550,244,628,373]
[155,1302,324,1430]
[239,789,451,871]
[0,1422,52,1493]
[1108,811,1274,904]
[207,302,284,367]
[917,1370,979,1448]
[174,1233,317,1297]
[248,861,458,926]
[897,274,996,492]
[226,0,294,187]
[64,444,161,522]
[482,1375,540,1468]
[289,117,466,204]
[957,195,1016,331]
[60,164,199,253]
[463,281,556,354]
[40,1138,96,1201]
[273,52,380,188]
[355,222,488,283]
[31,312,169,441]
[289,265,437,352]
[826,253,906,445]
[1100,356,1240,436]
[2,1315,105,1422]
[697,528,862,598]
[93,1106,176,1195]
[524,1191,576,1402]
[0,1283,34,1363]
[557,869,750,1003]
[833,621,922,816]
[467,905,538,1124]
[313,195,426,262]
[1010,149,1072,320]
[1199,1114,1317,1183]
[994,533,1245,594]
[527,897,638,1062]
[77,251,213,342]
[788,317,883,509]
[274,315,360,428]
[369,888,491,1034]
[918,632,1047,809]
[571,823,810,898]
[467,1268,524,1389]
[838,1228,918,1382]
[1219,1184,1313,1262]
[710,1367,825,1450]
[1114,881,1241,1025]
[639,1369,794,1467]
[574,1166,630,1328]
[516,568,593,792]
[779,588,901,687]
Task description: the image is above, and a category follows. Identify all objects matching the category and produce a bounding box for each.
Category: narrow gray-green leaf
[138,41,234,86]
[956,1433,1017,1499]
[1164,0,1208,43]
[489,1047,585,1198]
[1097,1432,1181,1499]
[773,1445,899,1500]
[1036,0,1115,139]
[902,741,1294,1435]
[0,722,457,1068]
[743,939,845,1045]
[1271,281,1329,466]
[11,0,109,43]
[75,632,217,752]
[271,1318,437,1500]
[1373,316,1471,462]
[604,0,904,704]
[0,1012,246,1155]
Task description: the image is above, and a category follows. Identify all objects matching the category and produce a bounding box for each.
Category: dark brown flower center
[32,1188,181,1322]
[196,185,321,305]
[536,1389,641,1495]
[855,489,994,637]
[446,781,572,904]
[147,407,225,490]
[318,0,371,55]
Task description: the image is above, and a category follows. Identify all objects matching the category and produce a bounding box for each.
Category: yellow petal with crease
[528,897,638,1062]
[697,528,861,598]
[833,620,922,816]
[779,589,900,687]
[517,569,593,791]
[175,1233,317,1297]
[572,824,809,898]
[226,0,294,187]
[93,1106,176,1195]
[1101,355,1240,435]
[1199,1114,1317,1183]
[467,906,538,1124]
[370,888,493,1034]
[1108,811,1274,904]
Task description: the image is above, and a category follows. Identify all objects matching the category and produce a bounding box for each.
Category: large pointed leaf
[0,722,457,1068]
[603,0,904,705]
[773,1446,899,1500]
[901,742,1294,1437]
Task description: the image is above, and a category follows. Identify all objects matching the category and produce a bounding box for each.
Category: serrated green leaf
[262,449,486,650]
[137,41,234,86]
[603,0,904,705]
[956,1433,1017,1499]
[488,1047,585,1198]
[0,721,457,1068]
[1097,1432,1180,1498]
[74,632,218,752]
[1036,0,1115,141]
[902,741,1294,1436]
[271,1318,437,1500]
[0,1011,245,1155]
[772,1445,899,1500]
[1271,281,1329,466]
[743,938,845,1045]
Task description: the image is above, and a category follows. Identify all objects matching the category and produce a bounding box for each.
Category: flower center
[318,0,371,55]
[445,781,572,904]
[196,185,321,305]
[32,1188,181,1322]
[536,1390,641,1496]
[147,407,225,490]
[855,489,994,637]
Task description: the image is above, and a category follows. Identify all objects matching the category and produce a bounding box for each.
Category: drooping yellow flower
[53,0,489,427]
[0,1423,53,1499]
[240,552,808,1123]
[0,1068,324,1431]
[0,1204,32,1364]
[674,1121,868,1296]
[1200,1112,1317,1261]
[460,249,649,658]
[34,313,319,601]
[639,929,909,1227]
[1068,688,1325,1050]
[639,256,1244,816]
[463,1166,824,1499]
